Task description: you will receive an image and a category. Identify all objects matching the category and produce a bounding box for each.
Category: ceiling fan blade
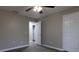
[43,6,55,8]
[25,7,33,12]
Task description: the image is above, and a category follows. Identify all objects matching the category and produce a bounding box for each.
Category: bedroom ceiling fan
[25,6,55,14]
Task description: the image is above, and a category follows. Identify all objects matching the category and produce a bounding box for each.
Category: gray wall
[63,11,79,52]
[41,13,63,48]
[41,7,79,49]
[0,10,29,50]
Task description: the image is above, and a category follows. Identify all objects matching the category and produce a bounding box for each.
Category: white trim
[41,44,66,52]
[0,45,29,52]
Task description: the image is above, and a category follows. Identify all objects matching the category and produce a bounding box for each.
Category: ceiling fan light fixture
[33,6,38,12]
[37,6,42,12]
[33,6,42,12]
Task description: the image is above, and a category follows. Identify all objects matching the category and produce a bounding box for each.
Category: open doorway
[33,25,35,42]
[29,21,41,45]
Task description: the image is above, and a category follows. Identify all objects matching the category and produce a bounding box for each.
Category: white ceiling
[0,6,73,18]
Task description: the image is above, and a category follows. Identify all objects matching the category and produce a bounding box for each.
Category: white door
[35,21,41,45]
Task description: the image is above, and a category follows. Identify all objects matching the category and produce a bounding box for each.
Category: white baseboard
[0,44,29,52]
[41,44,66,52]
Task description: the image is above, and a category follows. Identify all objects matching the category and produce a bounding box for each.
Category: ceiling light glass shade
[33,6,38,12]
[37,7,42,12]
[33,6,42,12]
